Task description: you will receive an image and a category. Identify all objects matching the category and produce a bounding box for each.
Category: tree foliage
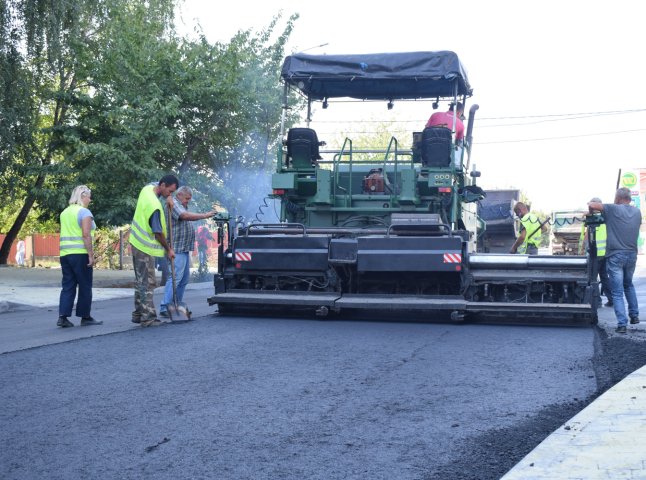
[0,0,299,263]
[327,119,410,162]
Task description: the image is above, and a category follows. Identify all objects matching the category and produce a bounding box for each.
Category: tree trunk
[0,73,75,264]
[179,137,199,178]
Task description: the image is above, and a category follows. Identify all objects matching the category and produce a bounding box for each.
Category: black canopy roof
[281,51,472,101]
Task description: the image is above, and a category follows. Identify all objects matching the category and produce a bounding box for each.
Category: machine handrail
[323,149,413,156]
[334,138,353,206]
[384,136,398,198]
[328,137,415,201]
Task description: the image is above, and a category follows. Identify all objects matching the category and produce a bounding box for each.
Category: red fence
[1,229,225,267]
[33,233,61,256]
[0,233,60,266]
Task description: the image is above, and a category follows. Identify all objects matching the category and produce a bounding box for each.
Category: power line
[311,127,646,144]
[308,107,646,126]
[478,108,646,120]
[477,128,646,145]
[478,109,646,128]
[299,107,646,144]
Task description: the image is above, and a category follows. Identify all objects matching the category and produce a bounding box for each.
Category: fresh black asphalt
[0,311,599,480]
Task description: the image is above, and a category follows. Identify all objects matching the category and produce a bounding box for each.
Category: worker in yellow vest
[510,202,547,255]
[57,185,102,328]
[579,197,612,307]
[129,174,178,327]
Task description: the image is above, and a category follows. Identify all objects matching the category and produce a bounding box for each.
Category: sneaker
[57,316,74,328]
[80,317,103,326]
[615,325,627,334]
[630,316,640,325]
[141,319,163,327]
[159,310,170,318]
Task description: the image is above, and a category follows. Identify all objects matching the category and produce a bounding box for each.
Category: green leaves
[0,0,298,262]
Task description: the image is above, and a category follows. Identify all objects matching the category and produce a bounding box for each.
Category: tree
[0,0,179,262]
[49,10,300,225]
[327,119,410,161]
[0,1,300,262]
[184,14,303,223]
[0,0,42,233]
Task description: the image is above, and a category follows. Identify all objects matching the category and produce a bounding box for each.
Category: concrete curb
[501,365,646,479]
[0,282,212,314]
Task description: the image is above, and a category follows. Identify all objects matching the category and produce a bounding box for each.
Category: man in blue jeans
[589,187,642,334]
[160,186,216,318]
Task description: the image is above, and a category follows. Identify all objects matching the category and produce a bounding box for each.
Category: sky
[175,0,646,213]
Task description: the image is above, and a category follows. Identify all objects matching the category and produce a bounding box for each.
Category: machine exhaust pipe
[465,104,479,166]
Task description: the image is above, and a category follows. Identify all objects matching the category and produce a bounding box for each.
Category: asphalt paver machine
[208,51,597,324]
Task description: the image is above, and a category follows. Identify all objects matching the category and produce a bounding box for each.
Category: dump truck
[551,210,586,255]
[208,51,597,323]
[478,189,520,253]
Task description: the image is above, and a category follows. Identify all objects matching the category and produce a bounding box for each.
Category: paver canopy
[281,50,472,100]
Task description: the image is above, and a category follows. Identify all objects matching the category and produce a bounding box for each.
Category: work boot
[141,319,163,327]
[630,316,640,325]
[81,317,103,326]
[57,316,74,328]
[615,325,627,334]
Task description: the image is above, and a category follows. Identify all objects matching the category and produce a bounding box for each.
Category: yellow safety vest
[59,205,94,256]
[518,213,543,253]
[129,185,167,257]
[579,223,606,257]
[596,224,607,257]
